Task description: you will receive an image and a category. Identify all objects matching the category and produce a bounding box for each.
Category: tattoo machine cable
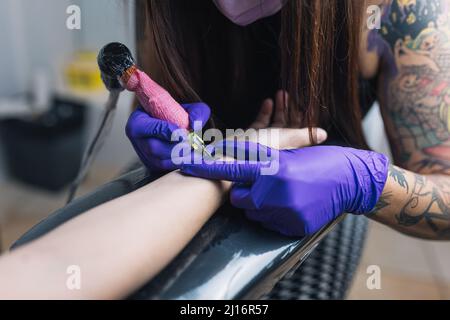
[65,49,123,204]
[97,42,211,158]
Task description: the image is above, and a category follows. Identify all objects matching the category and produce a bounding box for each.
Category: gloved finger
[129,138,172,172]
[181,161,261,183]
[144,138,177,160]
[210,140,273,162]
[138,150,178,172]
[129,139,150,168]
[230,183,257,210]
[147,156,179,172]
[182,103,211,129]
[126,107,181,141]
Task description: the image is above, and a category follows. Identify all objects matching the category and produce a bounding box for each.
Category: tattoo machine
[97,42,210,156]
[66,42,210,204]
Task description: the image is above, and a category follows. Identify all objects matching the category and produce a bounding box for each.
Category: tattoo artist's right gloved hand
[181,144,389,237]
[126,103,211,172]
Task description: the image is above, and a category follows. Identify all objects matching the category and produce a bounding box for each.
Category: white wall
[73,0,135,52]
[0,1,22,96]
[0,1,16,180]
[0,0,134,96]
[362,103,392,159]
[0,0,74,96]
[0,0,75,181]
[0,0,137,183]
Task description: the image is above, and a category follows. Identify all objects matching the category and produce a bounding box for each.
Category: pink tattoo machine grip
[122,66,189,129]
[97,42,210,157]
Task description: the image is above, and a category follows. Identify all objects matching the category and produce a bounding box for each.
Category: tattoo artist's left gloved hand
[181,145,389,237]
[126,103,210,172]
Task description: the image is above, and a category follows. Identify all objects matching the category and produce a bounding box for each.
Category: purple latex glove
[126,103,211,171]
[181,145,389,237]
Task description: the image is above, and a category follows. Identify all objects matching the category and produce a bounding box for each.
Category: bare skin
[0,96,319,299]
[0,171,231,299]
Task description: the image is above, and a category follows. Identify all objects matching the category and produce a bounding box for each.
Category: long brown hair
[135,0,367,148]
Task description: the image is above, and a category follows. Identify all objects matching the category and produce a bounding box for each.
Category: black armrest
[11,166,342,299]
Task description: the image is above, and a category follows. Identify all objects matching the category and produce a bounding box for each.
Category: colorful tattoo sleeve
[372,0,450,172]
[366,0,450,239]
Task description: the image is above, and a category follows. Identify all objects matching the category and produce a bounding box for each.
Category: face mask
[213,0,286,26]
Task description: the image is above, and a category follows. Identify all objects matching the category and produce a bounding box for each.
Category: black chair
[11,165,367,299]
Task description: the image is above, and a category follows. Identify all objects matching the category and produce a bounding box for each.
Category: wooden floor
[348,221,450,299]
[1,174,449,300]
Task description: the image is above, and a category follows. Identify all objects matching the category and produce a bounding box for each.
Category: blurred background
[0,0,448,300]
[0,0,137,251]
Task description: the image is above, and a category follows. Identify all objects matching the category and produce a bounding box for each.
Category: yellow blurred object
[441,103,450,131]
[64,51,103,92]
[406,13,416,25]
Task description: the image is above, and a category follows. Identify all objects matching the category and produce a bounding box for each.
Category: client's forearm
[368,165,450,240]
[0,171,231,299]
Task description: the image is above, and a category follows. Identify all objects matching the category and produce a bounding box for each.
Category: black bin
[0,97,86,191]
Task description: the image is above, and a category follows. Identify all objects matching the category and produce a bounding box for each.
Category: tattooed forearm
[396,173,450,239]
[368,191,392,216]
[370,165,405,216]
[370,165,450,239]
[371,0,450,173]
[389,166,410,192]
[363,1,450,240]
